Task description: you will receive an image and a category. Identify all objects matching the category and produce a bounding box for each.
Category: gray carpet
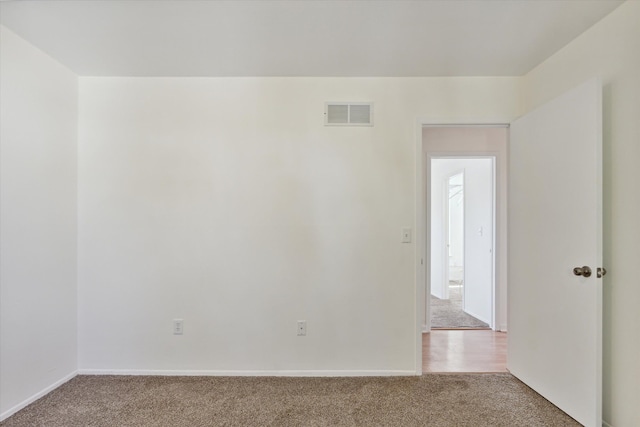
[0,374,580,426]
[431,285,489,329]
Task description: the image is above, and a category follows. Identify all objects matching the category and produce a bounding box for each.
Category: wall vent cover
[325,102,373,126]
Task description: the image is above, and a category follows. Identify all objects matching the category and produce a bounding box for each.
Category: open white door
[508,79,602,427]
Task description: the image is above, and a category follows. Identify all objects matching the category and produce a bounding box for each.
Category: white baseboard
[78,369,418,377]
[0,370,78,422]
[602,420,613,427]
[496,324,508,332]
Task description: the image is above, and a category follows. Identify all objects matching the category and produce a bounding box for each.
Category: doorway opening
[416,125,509,374]
[430,158,493,330]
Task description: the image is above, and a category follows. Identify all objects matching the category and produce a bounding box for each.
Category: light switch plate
[401,227,412,243]
[297,320,307,336]
[173,319,184,335]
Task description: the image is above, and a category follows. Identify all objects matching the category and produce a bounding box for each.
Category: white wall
[77,77,520,373]
[429,161,449,300]
[430,158,493,324]
[1,3,636,422]
[448,173,464,271]
[423,127,508,331]
[0,26,78,419]
[522,2,640,425]
[461,159,493,324]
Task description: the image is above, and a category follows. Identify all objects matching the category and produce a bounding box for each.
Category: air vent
[325,102,373,126]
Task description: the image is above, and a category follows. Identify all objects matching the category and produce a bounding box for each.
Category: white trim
[415,117,511,375]
[444,168,466,301]
[423,124,509,128]
[428,152,502,332]
[77,369,417,377]
[431,155,496,329]
[490,157,497,329]
[419,117,511,128]
[602,420,613,427]
[0,370,78,422]
[414,121,427,372]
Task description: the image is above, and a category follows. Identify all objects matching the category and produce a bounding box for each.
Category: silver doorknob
[573,266,592,277]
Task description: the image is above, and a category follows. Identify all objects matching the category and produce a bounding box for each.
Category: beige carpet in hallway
[431,285,489,329]
[0,374,580,427]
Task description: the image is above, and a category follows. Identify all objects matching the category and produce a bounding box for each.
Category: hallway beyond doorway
[431,282,489,329]
[429,156,495,329]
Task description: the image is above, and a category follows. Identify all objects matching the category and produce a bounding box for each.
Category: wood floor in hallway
[423,330,508,373]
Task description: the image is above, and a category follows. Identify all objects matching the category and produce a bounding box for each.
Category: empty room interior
[1,1,639,426]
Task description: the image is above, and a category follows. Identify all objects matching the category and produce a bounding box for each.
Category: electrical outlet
[173,319,184,335]
[297,320,307,336]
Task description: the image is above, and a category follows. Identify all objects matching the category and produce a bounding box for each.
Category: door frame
[429,156,496,329]
[441,169,465,301]
[414,119,510,374]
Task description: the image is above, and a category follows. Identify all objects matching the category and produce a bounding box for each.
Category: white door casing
[508,79,602,427]
[415,124,509,367]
